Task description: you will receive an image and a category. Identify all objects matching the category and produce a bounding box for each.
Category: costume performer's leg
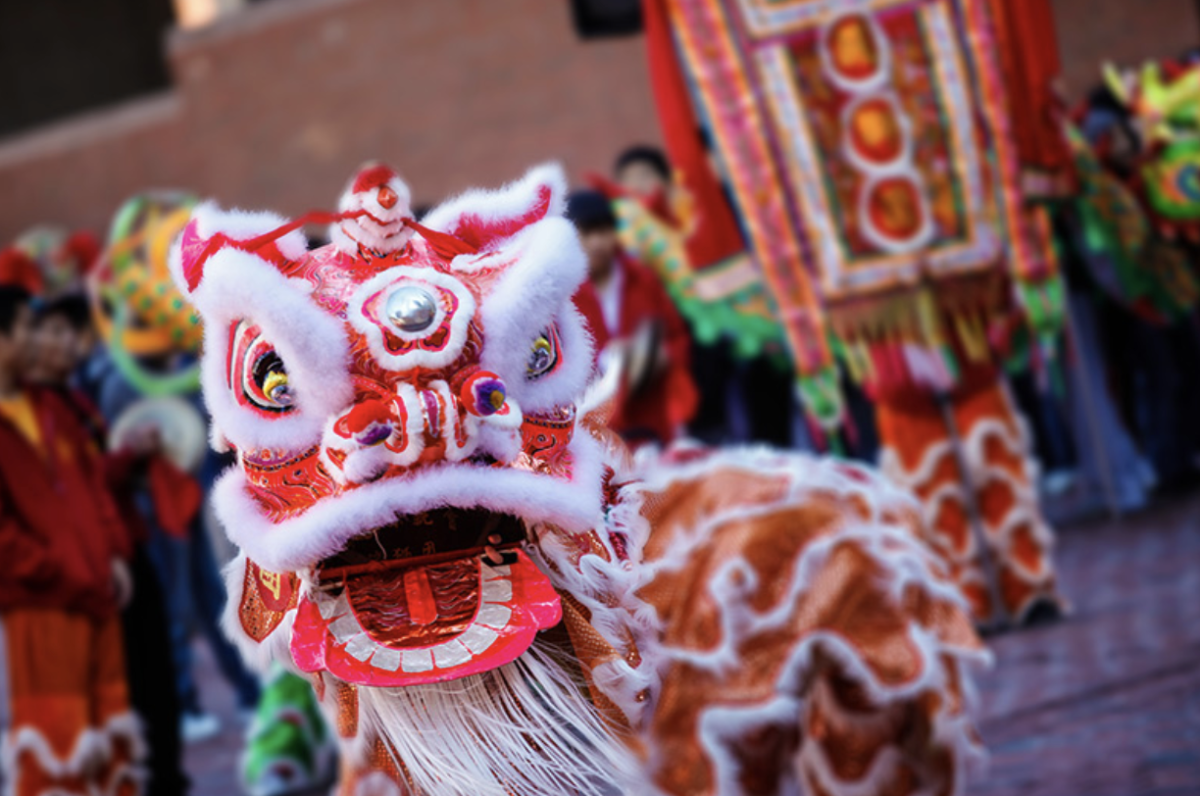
[189,514,261,711]
[146,525,201,714]
[877,379,1061,625]
[122,547,189,796]
[0,609,145,796]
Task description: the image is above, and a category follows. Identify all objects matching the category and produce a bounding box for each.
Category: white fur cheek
[188,249,354,454]
[477,219,592,413]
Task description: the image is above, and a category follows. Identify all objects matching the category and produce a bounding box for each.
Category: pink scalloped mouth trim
[291,549,561,687]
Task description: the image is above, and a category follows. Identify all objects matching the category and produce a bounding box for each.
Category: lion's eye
[231,320,297,415]
[526,326,561,380]
[251,351,294,409]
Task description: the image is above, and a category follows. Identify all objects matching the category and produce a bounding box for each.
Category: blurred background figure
[0,285,145,796]
[27,291,191,795]
[602,145,801,450]
[567,188,698,447]
[14,226,101,298]
[240,664,336,796]
[84,193,260,744]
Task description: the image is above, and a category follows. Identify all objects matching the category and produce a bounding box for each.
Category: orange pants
[876,379,1061,625]
[0,609,144,796]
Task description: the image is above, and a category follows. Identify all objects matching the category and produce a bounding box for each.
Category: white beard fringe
[356,643,641,796]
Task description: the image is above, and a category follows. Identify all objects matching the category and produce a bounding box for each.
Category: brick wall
[0,0,174,138]
[0,0,661,242]
[0,0,1195,243]
[1050,0,1200,97]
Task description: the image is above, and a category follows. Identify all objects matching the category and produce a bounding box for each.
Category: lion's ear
[420,163,568,252]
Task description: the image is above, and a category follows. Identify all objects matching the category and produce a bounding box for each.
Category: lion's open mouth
[290,508,562,686]
[317,507,526,579]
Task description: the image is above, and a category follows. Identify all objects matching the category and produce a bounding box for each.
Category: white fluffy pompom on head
[331,162,416,256]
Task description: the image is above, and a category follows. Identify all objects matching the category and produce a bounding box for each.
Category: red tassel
[403,218,480,260]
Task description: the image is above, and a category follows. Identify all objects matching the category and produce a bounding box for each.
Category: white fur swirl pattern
[611,448,988,796]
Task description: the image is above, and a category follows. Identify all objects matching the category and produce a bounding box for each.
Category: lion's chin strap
[351,643,640,796]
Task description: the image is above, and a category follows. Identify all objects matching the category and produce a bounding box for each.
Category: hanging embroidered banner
[664,0,1045,377]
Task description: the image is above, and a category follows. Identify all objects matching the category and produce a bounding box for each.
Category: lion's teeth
[317,593,348,621]
[432,640,472,668]
[401,648,434,673]
[476,603,511,630]
[329,614,360,643]
[371,646,401,672]
[460,625,499,655]
[482,578,512,604]
[482,564,511,579]
[344,634,374,662]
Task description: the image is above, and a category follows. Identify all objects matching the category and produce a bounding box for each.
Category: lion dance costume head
[174,163,987,796]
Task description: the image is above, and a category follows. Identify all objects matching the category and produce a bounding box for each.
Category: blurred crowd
[0,229,261,795]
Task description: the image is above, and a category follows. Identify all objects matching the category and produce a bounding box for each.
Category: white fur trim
[1,712,147,796]
[608,447,987,796]
[475,218,594,413]
[213,430,606,573]
[532,524,661,728]
[422,163,568,243]
[877,384,1060,623]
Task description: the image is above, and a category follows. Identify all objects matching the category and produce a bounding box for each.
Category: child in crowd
[28,293,189,795]
[0,286,144,796]
[614,145,677,213]
[611,146,741,445]
[566,189,698,446]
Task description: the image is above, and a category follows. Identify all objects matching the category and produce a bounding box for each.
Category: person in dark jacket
[567,189,699,446]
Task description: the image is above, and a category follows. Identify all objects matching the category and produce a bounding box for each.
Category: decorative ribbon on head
[181,209,481,293]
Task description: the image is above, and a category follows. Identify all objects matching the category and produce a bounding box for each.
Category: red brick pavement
[183,495,1200,795]
[182,640,248,796]
[972,495,1200,796]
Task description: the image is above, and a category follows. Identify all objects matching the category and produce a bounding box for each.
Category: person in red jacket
[0,286,145,796]
[27,292,188,795]
[567,189,698,445]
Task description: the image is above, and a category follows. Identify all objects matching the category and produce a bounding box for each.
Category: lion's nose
[343,399,394,447]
